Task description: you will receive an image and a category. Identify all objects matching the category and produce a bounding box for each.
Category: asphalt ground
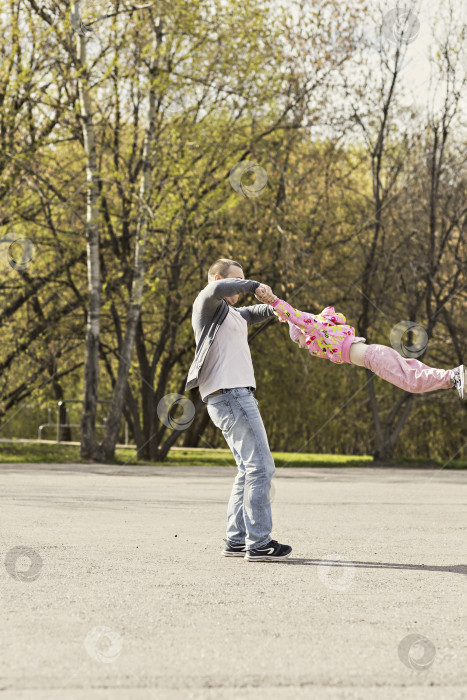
[1,463,466,699]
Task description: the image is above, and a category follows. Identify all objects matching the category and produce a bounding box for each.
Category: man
[186,258,292,562]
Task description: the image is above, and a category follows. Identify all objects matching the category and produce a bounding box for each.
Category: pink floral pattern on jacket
[270,298,361,364]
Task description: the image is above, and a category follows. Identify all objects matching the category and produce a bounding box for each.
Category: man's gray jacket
[185,278,275,391]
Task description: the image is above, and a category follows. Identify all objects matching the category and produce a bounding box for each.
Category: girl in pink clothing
[267,297,465,398]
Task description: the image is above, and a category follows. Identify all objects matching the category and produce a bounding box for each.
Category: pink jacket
[270,297,362,364]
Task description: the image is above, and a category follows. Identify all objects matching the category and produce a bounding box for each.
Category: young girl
[265,296,465,399]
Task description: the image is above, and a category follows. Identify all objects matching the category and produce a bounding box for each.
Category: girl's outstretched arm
[269,296,354,363]
[269,297,320,333]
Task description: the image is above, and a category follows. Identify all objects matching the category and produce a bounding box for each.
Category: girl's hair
[208,258,243,283]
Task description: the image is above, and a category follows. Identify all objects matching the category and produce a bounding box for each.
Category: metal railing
[38,399,129,444]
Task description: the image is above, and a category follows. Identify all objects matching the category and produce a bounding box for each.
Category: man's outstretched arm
[193,278,261,317]
[235,282,279,324]
[236,303,276,325]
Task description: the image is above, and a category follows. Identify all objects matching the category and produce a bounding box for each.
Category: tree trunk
[77,22,103,460]
[100,16,163,461]
[372,393,415,462]
[181,389,210,447]
[49,364,72,443]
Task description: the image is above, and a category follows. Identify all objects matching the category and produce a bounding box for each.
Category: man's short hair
[208,258,243,283]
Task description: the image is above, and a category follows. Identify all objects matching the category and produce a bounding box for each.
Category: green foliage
[0,0,465,463]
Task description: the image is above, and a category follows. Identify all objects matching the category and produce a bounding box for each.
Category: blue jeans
[206,387,275,550]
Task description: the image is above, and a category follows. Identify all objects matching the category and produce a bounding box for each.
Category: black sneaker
[221,541,247,557]
[245,539,292,562]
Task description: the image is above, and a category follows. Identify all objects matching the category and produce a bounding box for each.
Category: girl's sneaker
[245,539,292,562]
[450,365,465,399]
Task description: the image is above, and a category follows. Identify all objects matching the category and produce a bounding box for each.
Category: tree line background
[0,0,466,462]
